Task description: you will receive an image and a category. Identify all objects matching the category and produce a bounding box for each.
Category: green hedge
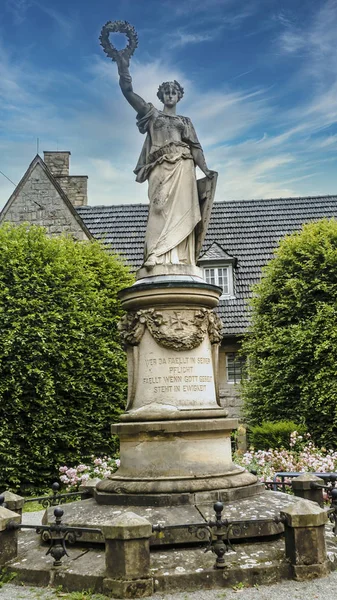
[242,218,337,447]
[0,224,134,493]
[248,421,307,450]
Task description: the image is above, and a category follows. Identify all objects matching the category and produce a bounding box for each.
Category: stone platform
[7,525,337,595]
[44,490,305,546]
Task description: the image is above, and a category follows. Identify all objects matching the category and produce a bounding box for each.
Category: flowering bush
[59,456,120,491]
[235,430,337,482]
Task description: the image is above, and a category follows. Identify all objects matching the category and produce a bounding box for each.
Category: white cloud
[168,32,213,49]
[5,0,31,25]
[3,2,337,209]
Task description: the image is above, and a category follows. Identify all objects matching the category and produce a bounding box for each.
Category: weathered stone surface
[10,530,105,590]
[0,529,19,566]
[43,151,70,176]
[102,512,152,540]
[285,525,327,565]
[118,279,224,422]
[44,499,206,544]
[45,490,302,546]
[281,498,328,528]
[282,497,329,581]
[0,157,90,240]
[106,537,151,579]
[292,473,325,506]
[4,524,337,594]
[0,506,20,565]
[103,514,152,591]
[103,577,154,598]
[56,175,88,207]
[0,506,21,532]
[150,537,291,593]
[1,491,24,517]
[291,562,330,581]
[97,417,257,496]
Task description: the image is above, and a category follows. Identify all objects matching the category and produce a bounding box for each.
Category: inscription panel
[133,330,218,411]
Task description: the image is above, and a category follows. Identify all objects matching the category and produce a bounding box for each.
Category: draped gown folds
[134,104,202,267]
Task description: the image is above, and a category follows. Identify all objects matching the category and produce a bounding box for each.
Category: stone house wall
[2,161,90,241]
[218,338,243,419]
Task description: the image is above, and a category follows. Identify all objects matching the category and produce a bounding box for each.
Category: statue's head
[157,80,184,106]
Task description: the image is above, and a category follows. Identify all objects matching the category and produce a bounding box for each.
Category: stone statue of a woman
[115,52,216,269]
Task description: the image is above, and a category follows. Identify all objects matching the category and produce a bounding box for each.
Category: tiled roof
[77,195,337,336]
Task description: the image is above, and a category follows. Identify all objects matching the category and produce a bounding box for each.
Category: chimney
[44,151,70,176]
[43,151,88,207]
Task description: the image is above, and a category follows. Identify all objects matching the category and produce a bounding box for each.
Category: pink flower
[66,468,77,478]
[115,459,121,468]
[77,464,88,473]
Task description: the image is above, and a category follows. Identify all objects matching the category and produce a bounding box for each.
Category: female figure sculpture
[101,22,215,269]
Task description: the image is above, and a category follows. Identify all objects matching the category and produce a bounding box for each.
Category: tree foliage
[242,218,337,447]
[0,224,134,493]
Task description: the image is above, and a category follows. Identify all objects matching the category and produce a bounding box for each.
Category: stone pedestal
[97,419,254,498]
[0,491,24,521]
[97,276,257,500]
[102,512,153,598]
[281,499,330,580]
[0,506,20,566]
[292,473,325,507]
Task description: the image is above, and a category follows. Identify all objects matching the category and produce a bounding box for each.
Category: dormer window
[204,266,233,296]
[198,242,236,298]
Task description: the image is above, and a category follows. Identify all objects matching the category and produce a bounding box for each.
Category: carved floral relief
[118,308,223,351]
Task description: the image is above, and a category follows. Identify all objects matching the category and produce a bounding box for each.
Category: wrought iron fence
[249,470,337,496]
[23,482,90,509]
[153,500,285,568]
[0,495,101,567]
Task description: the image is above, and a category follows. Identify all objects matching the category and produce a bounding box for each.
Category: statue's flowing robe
[134,104,202,266]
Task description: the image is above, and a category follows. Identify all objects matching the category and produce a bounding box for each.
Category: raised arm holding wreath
[100,21,216,269]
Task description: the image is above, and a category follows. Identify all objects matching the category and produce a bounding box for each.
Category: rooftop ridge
[77,194,337,211]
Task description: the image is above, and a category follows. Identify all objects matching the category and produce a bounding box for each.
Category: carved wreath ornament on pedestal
[118,308,223,351]
[99,21,138,62]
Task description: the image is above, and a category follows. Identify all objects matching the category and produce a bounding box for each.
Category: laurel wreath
[99,20,138,62]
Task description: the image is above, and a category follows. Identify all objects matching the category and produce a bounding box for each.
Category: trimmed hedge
[242,218,337,448]
[248,421,307,450]
[0,224,134,493]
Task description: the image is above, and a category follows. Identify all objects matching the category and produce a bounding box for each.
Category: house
[2,151,337,418]
[0,153,91,240]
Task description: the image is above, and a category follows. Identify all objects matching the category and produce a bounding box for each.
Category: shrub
[0,224,133,493]
[248,421,307,450]
[242,218,337,447]
[236,430,337,481]
[59,455,120,491]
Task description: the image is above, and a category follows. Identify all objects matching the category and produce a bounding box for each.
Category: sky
[2,0,337,207]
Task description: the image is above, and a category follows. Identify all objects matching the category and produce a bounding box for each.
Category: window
[226,352,246,383]
[204,266,233,296]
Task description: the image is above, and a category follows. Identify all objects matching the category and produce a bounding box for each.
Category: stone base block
[291,562,330,581]
[0,529,19,566]
[95,482,264,507]
[103,577,154,598]
[97,418,257,496]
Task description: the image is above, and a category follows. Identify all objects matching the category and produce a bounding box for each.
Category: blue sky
[2,0,337,206]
